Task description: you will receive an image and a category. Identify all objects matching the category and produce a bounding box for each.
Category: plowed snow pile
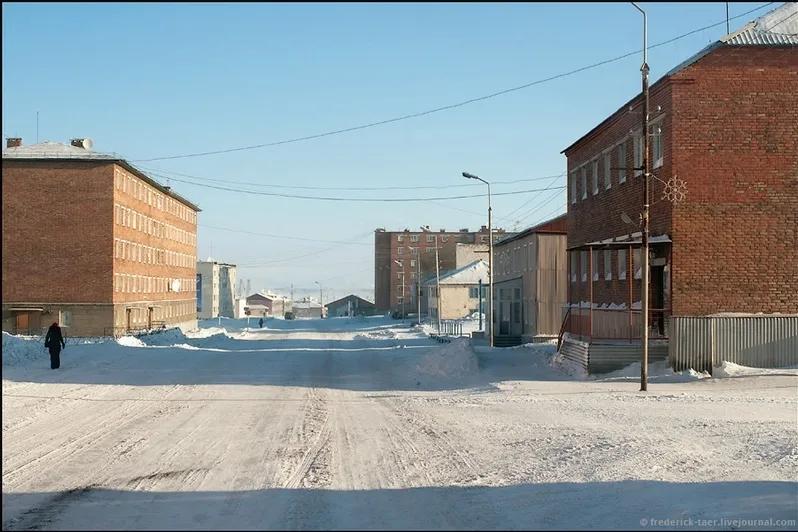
[2,332,46,367]
[414,338,478,380]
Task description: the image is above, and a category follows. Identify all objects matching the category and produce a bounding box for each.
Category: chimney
[70,138,93,150]
[6,138,22,148]
[480,225,487,232]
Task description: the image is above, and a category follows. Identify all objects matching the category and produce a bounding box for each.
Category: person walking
[44,322,66,369]
[258,317,264,329]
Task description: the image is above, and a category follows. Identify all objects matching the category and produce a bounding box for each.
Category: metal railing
[559,306,670,344]
[103,322,169,338]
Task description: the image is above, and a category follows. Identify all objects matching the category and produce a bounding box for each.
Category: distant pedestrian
[258,317,264,328]
[44,322,66,369]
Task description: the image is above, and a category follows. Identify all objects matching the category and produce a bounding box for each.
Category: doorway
[650,265,665,336]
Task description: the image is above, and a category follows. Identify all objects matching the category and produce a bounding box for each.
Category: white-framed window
[652,123,664,169]
[618,249,627,280]
[580,167,587,200]
[604,249,612,280]
[592,249,599,281]
[570,251,577,283]
[397,273,402,280]
[633,131,644,176]
[397,247,403,255]
[617,141,626,183]
[580,251,587,282]
[410,235,418,242]
[410,260,416,267]
[426,235,434,243]
[570,170,577,204]
[603,153,612,190]
[634,248,642,279]
[591,160,599,195]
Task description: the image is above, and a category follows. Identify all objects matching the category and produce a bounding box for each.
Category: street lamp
[420,226,442,334]
[632,2,651,392]
[394,260,406,323]
[314,281,324,319]
[462,172,493,348]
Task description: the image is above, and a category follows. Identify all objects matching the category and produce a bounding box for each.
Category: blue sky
[2,2,774,300]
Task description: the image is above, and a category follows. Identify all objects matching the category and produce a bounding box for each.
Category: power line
[200,224,372,246]
[504,173,565,220]
[130,3,774,163]
[147,172,565,202]
[137,164,564,191]
[515,187,566,225]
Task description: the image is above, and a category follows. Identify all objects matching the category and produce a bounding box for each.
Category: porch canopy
[567,233,671,251]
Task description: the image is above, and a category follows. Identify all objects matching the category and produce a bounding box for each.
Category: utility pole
[632,2,650,391]
[416,248,421,326]
[434,234,441,334]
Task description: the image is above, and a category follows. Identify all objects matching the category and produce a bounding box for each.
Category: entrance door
[126,308,132,332]
[15,313,29,334]
[650,266,665,336]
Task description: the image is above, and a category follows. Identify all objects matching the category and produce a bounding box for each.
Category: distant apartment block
[2,138,200,336]
[196,260,237,319]
[374,226,509,313]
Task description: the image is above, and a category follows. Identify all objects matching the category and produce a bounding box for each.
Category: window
[397,234,404,242]
[570,252,577,283]
[592,249,599,281]
[604,153,612,190]
[604,250,612,280]
[618,249,627,280]
[410,235,418,242]
[469,287,479,299]
[617,142,627,183]
[634,248,642,279]
[580,251,587,282]
[591,160,599,195]
[652,123,663,168]
[397,247,403,255]
[410,260,416,267]
[513,302,521,324]
[441,236,448,243]
[633,131,644,176]
[570,171,577,204]
[427,235,434,243]
[397,273,402,280]
[580,167,587,200]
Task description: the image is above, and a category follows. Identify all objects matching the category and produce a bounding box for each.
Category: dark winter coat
[45,324,65,351]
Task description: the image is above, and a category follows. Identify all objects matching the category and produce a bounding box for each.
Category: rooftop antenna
[725,3,730,34]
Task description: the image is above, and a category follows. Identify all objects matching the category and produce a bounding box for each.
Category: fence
[103,322,168,338]
[670,315,798,373]
[560,307,669,344]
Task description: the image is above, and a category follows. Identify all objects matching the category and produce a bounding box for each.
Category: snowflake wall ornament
[662,175,687,203]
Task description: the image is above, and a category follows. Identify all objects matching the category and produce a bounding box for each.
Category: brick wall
[669,47,798,314]
[2,160,114,303]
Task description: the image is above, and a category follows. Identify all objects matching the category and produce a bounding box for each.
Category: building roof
[425,259,488,286]
[562,2,798,155]
[3,140,201,212]
[494,214,567,247]
[293,300,323,309]
[326,294,375,307]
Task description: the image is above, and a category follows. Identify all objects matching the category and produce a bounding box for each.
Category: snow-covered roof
[425,260,488,286]
[2,141,120,160]
[293,300,322,309]
[568,234,671,250]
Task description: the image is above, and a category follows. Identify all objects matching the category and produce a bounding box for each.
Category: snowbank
[414,338,479,380]
[714,361,798,378]
[594,360,710,382]
[2,332,47,367]
[116,336,145,348]
[136,328,189,346]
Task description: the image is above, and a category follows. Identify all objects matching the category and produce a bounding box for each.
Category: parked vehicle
[284,312,295,320]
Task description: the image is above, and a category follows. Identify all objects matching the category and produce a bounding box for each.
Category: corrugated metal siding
[670,316,798,372]
[559,338,589,372]
[536,234,568,337]
[587,343,668,374]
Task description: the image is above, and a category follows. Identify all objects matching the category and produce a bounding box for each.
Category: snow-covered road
[3,317,797,530]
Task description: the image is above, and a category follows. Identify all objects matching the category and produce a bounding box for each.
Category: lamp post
[314,281,324,319]
[420,226,442,334]
[462,172,493,348]
[394,260,405,323]
[632,2,650,392]
[416,247,422,326]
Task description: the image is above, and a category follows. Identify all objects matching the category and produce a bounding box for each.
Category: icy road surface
[3,317,797,530]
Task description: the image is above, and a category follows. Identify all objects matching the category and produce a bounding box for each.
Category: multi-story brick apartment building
[374,226,508,314]
[559,3,798,373]
[2,138,200,336]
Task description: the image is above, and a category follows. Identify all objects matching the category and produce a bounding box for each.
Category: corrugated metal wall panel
[588,343,668,374]
[559,338,589,372]
[670,316,798,372]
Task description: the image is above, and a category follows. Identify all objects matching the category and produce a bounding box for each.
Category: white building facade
[196,261,237,319]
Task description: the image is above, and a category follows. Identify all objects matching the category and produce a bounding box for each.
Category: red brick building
[2,138,200,336]
[560,4,797,371]
[374,226,509,314]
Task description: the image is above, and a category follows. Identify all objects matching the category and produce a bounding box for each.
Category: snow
[714,361,798,378]
[3,318,797,530]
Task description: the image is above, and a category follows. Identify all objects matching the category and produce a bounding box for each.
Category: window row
[114,238,195,268]
[114,274,194,294]
[569,122,664,205]
[569,249,642,283]
[114,204,197,247]
[115,169,197,224]
[396,272,418,279]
